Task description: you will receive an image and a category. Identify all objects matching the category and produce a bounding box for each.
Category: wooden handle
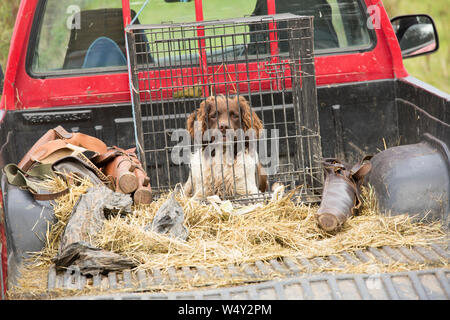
[133,168,152,205]
[104,156,138,194]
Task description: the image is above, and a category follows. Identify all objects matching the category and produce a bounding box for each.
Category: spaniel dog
[183,95,268,198]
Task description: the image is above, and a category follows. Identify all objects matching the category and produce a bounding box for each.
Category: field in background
[383,0,449,93]
[0,0,19,72]
[0,0,448,92]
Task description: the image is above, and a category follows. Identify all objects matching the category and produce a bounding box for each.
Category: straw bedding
[8,174,448,299]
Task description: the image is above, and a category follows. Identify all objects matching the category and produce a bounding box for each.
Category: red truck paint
[121,0,132,27]
[0,0,408,111]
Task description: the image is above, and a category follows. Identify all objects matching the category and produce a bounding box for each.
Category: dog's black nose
[219,123,229,131]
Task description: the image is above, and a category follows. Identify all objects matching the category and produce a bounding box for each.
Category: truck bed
[19,243,450,300]
[1,77,449,300]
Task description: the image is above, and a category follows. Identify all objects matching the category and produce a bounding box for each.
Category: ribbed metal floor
[49,243,449,299]
[70,268,450,300]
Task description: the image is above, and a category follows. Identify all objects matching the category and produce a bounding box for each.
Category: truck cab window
[31,0,127,73]
[251,0,372,52]
[30,0,197,74]
[30,0,372,75]
[130,0,196,24]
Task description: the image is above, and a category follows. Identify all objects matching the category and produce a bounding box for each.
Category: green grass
[0,0,19,70]
[133,0,257,60]
[0,0,448,93]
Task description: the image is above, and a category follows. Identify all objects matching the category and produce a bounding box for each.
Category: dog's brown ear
[238,96,263,138]
[187,99,211,138]
[186,111,197,138]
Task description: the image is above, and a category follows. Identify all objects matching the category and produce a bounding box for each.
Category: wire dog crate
[126,13,323,202]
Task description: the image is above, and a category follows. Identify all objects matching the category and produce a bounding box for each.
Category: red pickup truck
[0,0,448,300]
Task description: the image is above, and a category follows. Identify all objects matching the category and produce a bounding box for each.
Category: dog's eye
[210,113,217,119]
[231,113,239,119]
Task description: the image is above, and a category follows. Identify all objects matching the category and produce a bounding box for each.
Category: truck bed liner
[68,268,450,300]
[43,242,449,299]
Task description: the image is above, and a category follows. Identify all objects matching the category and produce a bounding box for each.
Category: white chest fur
[186,148,260,198]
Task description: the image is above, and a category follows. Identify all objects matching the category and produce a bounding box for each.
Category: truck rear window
[29,0,373,75]
[31,0,126,73]
[250,0,373,51]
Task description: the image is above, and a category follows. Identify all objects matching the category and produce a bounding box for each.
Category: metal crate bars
[126,13,323,202]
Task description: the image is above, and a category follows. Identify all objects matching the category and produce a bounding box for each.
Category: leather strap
[91,148,123,167]
[74,152,110,183]
[53,125,73,139]
[32,188,70,201]
[21,158,37,173]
